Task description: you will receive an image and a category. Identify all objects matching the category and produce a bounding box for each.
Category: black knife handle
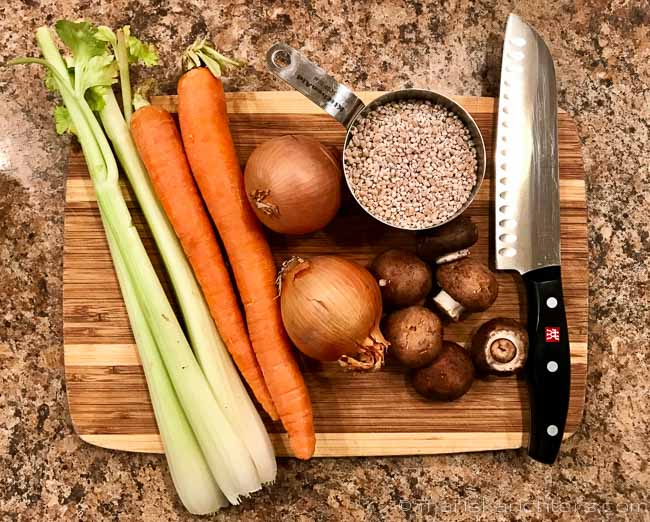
[523,265,571,464]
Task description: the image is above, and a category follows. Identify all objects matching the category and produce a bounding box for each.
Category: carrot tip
[290,435,316,460]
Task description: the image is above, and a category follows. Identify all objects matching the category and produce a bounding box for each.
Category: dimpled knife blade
[495,13,560,274]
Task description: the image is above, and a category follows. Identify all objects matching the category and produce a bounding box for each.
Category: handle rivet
[547,425,559,437]
[547,361,559,373]
[546,297,558,309]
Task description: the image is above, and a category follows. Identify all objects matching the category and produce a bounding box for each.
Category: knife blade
[495,13,571,464]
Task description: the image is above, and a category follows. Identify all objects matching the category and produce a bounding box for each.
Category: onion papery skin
[244,135,342,235]
[280,256,388,370]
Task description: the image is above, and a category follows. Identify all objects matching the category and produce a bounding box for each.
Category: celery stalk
[23,30,228,513]
[104,215,228,514]
[115,28,132,123]
[99,190,262,502]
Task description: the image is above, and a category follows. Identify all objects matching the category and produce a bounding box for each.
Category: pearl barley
[344,100,478,229]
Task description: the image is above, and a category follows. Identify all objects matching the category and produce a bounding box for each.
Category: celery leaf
[53,105,76,135]
[95,25,117,46]
[44,69,58,92]
[55,20,107,64]
[85,86,108,112]
[123,26,158,66]
[54,20,119,97]
[82,53,119,90]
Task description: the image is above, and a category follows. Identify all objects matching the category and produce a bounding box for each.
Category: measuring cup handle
[266,43,366,129]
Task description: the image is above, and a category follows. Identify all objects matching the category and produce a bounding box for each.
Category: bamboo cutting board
[63,91,588,457]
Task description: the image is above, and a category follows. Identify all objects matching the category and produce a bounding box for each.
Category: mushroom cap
[471,317,528,375]
[411,341,475,401]
[370,249,433,307]
[436,258,498,311]
[384,306,443,368]
[416,215,479,262]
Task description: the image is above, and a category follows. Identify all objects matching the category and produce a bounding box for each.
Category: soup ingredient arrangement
[15,14,587,515]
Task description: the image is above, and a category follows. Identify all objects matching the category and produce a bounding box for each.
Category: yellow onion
[279,255,388,371]
[244,135,342,235]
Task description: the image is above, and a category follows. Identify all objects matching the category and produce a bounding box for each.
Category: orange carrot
[130,104,279,421]
[178,67,315,460]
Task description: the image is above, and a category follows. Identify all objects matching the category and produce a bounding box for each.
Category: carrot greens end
[182,38,244,77]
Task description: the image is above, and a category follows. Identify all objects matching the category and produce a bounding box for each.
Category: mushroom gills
[470,317,528,375]
[433,289,465,321]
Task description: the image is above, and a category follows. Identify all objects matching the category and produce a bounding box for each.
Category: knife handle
[522,266,571,464]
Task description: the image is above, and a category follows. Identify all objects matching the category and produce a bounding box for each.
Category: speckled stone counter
[1,1,648,520]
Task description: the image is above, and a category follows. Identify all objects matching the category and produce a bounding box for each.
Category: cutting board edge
[150,91,567,115]
[74,430,580,458]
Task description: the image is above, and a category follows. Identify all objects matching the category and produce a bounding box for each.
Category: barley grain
[344,100,478,229]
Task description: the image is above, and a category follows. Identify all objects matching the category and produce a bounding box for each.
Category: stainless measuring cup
[266,43,487,231]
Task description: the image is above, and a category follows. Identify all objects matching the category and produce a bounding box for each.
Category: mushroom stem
[470,318,528,375]
[436,249,470,264]
[433,289,465,321]
[489,338,516,363]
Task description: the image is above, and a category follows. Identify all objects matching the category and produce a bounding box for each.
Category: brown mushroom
[384,306,443,368]
[411,341,475,401]
[471,318,528,375]
[433,258,498,321]
[416,215,479,264]
[370,249,433,308]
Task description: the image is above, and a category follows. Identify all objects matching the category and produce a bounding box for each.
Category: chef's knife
[495,14,570,464]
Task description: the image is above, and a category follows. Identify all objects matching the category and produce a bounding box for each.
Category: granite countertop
[1,1,648,520]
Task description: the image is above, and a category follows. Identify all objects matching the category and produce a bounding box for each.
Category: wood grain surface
[63,92,588,457]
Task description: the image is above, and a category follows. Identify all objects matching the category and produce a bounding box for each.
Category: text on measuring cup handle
[295,74,345,111]
[266,43,366,128]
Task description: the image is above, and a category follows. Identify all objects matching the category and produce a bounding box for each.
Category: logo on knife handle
[545,327,561,343]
